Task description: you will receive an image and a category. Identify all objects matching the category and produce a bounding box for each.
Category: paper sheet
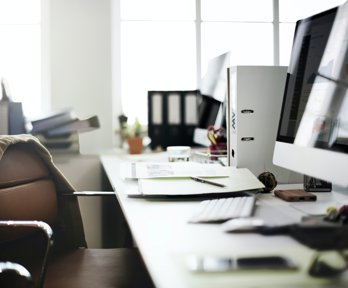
[120,162,230,179]
[137,168,265,197]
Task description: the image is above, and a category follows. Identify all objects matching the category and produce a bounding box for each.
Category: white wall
[42,0,122,248]
[53,154,103,248]
[44,0,115,154]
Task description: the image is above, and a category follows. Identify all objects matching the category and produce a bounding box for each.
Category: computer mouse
[222,218,264,233]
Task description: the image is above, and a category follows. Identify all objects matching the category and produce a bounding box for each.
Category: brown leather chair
[0,140,155,288]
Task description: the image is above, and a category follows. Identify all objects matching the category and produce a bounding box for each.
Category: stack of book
[0,78,26,135]
[29,109,100,153]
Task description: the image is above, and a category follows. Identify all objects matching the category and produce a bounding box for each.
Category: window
[200,0,273,72]
[120,0,196,124]
[278,0,344,65]
[120,0,344,125]
[0,0,41,118]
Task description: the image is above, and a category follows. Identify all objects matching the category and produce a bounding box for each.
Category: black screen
[277,7,337,144]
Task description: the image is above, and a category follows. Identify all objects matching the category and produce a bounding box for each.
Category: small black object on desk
[257,171,277,193]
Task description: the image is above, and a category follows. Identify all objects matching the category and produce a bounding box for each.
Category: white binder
[226,66,302,184]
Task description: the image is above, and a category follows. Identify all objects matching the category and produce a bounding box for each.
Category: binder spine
[148,90,199,150]
[227,66,295,183]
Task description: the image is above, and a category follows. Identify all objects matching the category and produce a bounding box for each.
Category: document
[120,162,230,179]
[136,167,265,197]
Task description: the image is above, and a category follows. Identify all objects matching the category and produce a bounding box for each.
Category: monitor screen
[193,52,230,146]
[200,51,231,103]
[273,3,348,187]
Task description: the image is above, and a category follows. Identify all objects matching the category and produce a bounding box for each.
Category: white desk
[100,150,348,288]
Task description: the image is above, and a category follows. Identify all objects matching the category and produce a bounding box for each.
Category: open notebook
[134,167,264,198]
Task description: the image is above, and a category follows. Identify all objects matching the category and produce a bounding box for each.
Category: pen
[190,176,226,188]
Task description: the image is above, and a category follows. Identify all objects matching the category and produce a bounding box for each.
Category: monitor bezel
[273,5,348,188]
[276,6,338,145]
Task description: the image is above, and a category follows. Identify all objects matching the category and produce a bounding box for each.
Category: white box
[226,66,302,184]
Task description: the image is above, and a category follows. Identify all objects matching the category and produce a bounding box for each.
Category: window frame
[118,0,343,124]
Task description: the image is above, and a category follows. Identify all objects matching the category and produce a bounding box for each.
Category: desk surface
[100,150,348,288]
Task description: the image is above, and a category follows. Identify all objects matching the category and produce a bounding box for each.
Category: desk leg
[101,167,134,248]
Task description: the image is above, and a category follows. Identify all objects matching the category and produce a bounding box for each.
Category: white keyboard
[189,196,256,223]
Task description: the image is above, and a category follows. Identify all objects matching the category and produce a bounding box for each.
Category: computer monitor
[273,2,348,188]
[193,51,230,146]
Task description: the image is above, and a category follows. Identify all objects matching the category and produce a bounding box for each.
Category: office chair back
[0,138,155,288]
[0,143,84,286]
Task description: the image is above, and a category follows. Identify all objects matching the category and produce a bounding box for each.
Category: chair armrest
[63,191,115,197]
[0,261,32,286]
[0,221,53,288]
[0,220,53,239]
[0,261,31,278]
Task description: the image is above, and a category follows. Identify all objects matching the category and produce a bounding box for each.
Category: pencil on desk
[190,176,226,188]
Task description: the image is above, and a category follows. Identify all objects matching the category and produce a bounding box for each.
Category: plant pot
[127,137,143,154]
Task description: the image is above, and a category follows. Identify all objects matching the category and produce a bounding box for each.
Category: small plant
[131,118,142,137]
[120,118,142,139]
[125,118,143,154]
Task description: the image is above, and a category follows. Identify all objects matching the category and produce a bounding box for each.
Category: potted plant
[125,118,143,154]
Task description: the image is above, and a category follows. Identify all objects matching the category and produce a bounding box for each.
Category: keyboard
[189,196,256,223]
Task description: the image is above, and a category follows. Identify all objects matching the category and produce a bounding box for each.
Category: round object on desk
[258,171,277,193]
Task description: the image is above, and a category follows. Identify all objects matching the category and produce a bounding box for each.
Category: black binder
[148,90,199,150]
